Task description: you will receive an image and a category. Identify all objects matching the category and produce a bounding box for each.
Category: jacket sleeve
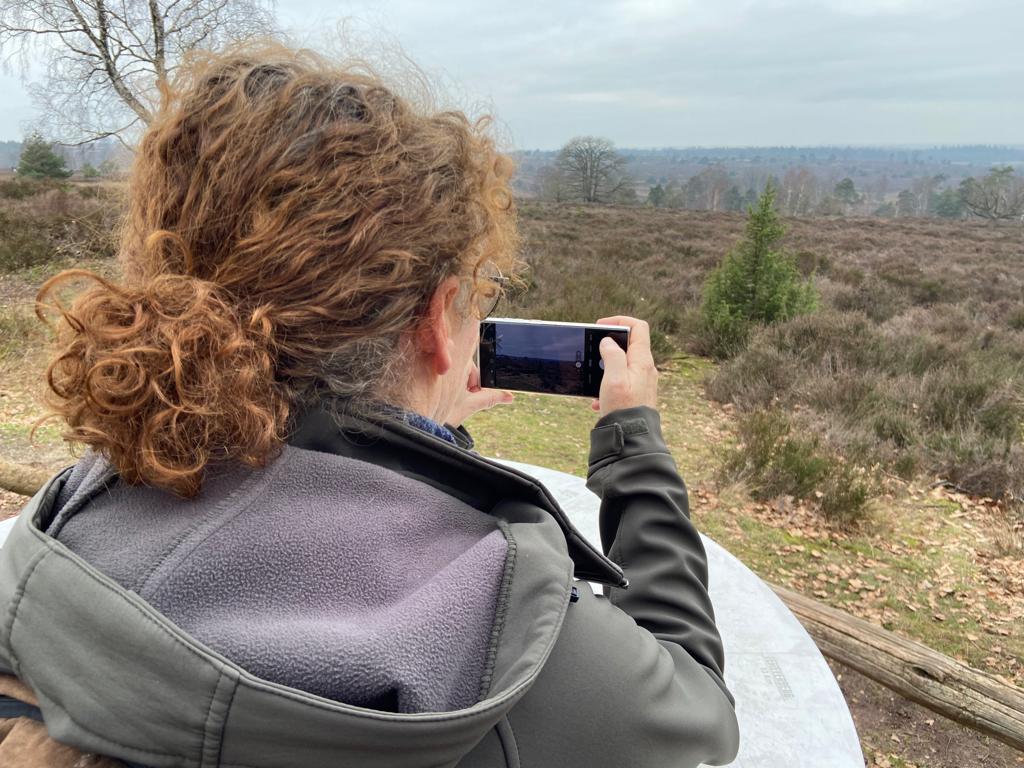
[585,405,739,763]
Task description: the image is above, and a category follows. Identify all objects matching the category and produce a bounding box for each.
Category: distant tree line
[641,166,1024,221]
[534,142,1024,222]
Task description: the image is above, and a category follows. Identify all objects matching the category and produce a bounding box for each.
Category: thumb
[599,335,627,375]
[466,388,514,411]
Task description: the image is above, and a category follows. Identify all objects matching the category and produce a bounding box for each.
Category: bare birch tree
[556,136,628,203]
[1,0,278,147]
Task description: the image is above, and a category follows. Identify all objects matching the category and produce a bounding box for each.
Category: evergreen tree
[931,187,964,219]
[81,163,100,179]
[723,185,744,212]
[834,178,861,206]
[16,133,71,179]
[699,183,818,358]
[647,183,666,207]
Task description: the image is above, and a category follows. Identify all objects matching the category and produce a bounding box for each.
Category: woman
[0,42,738,768]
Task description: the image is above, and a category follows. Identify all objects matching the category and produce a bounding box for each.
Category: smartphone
[479,318,630,398]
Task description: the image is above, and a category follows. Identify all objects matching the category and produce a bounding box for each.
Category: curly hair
[36,41,520,497]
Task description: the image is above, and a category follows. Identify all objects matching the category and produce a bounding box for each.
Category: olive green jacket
[0,405,739,767]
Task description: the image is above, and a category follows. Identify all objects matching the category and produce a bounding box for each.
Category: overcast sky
[1,0,1021,148]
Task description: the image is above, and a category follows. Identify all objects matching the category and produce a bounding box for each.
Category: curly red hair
[36,41,519,497]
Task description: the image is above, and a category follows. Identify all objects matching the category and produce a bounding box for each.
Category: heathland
[0,181,1022,768]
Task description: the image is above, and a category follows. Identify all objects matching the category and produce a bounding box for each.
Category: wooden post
[772,583,1024,752]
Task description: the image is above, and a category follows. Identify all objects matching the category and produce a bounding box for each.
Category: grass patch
[0,421,64,444]
[465,391,593,476]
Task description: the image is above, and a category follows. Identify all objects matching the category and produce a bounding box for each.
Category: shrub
[704,341,796,408]
[0,178,53,200]
[819,462,872,526]
[828,277,907,323]
[699,183,818,358]
[0,186,119,273]
[722,410,828,498]
[719,409,871,525]
[893,453,918,480]
[0,210,53,271]
[872,411,916,448]
[794,250,828,277]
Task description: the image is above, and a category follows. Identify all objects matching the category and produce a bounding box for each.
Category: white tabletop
[495,459,864,768]
[0,463,864,767]
[0,517,14,546]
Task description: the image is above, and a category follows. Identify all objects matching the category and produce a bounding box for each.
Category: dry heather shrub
[718,408,872,525]
[0,185,119,272]
[708,300,1024,506]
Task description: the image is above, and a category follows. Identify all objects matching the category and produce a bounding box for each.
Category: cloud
[0,0,1020,147]
[564,90,688,109]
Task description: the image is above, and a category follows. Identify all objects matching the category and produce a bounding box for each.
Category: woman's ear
[417,276,462,376]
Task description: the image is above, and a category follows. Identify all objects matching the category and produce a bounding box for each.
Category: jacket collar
[285,402,626,588]
[0,464,569,767]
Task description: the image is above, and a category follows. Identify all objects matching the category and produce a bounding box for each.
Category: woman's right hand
[591,316,659,417]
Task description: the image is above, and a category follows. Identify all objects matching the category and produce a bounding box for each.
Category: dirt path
[835,661,1024,768]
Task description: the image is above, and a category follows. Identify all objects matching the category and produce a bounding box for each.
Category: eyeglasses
[474,266,508,319]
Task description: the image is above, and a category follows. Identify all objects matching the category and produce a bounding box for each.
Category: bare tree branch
[147,0,165,80]
[1,0,278,145]
[961,167,1024,221]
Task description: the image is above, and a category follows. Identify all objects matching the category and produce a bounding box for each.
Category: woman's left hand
[444,363,514,427]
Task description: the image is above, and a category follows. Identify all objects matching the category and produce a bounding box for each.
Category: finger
[597,315,642,329]
[597,315,652,366]
[590,398,601,412]
[465,388,514,411]
[598,335,627,378]
[466,364,482,392]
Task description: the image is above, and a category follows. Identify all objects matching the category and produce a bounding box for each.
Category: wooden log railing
[3,462,1023,751]
[0,458,51,498]
[773,583,1024,752]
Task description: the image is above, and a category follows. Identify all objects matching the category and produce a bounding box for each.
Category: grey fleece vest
[47,446,510,714]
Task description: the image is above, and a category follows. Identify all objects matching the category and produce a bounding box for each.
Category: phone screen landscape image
[479,320,629,398]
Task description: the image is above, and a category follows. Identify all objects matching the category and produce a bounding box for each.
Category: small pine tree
[834,178,860,205]
[647,183,666,207]
[699,183,818,357]
[17,133,72,179]
[81,163,100,179]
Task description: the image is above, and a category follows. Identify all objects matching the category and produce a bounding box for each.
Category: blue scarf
[381,405,458,446]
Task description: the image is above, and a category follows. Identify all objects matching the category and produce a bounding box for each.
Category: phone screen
[479,320,630,397]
